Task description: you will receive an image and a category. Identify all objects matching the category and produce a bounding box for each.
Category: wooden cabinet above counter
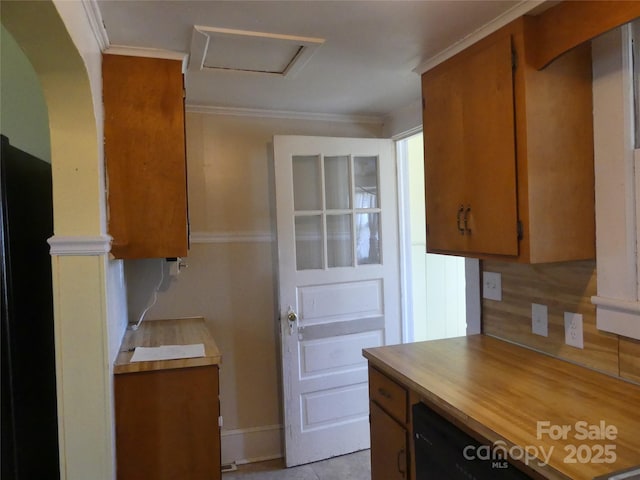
[103,53,188,259]
[422,17,595,263]
[364,335,640,480]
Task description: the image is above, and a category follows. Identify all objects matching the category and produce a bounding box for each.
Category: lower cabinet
[370,402,408,480]
[114,365,221,480]
[369,366,410,480]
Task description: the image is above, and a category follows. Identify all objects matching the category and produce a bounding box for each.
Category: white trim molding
[48,234,112,256]
[414,0,546,74]
[190,231,274,244]
[591,26,640,340]
[592,296,640,315]
[592,298,640,340]
[221,424,283,465]
[80,0,109,51]
[104,45,188,73]
[185,104,384,126]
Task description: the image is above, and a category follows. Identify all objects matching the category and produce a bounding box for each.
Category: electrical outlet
[532,303,548,337]
[564,312,584,349]
[482,272,502,301]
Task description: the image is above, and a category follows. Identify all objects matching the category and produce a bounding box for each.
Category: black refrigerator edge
[1,134,60,479]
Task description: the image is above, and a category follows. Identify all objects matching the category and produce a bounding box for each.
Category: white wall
[143,111,383,464]
[402,133,467,341]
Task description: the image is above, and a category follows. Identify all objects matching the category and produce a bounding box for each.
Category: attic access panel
[189,25,325,78]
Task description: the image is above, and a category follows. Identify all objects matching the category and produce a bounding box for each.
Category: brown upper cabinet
[422,17,595,263]
[103,53,188,259]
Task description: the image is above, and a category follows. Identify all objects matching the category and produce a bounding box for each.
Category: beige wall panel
[148,242,280,434]
[144,112,384,462]
[482,260,620,376]
[185,112,382,233]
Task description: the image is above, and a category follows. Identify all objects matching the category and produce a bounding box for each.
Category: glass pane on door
[354,156,379,208]
[293,155,322,211]
[327,214,353,267]
[295,215,323,270]
[324,155,351,210]
[356,212,381,264]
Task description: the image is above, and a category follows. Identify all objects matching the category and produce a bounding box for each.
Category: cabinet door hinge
[517,220,523,240]
[218,415,223,428]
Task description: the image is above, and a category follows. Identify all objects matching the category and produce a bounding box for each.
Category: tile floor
[222,450,371,480]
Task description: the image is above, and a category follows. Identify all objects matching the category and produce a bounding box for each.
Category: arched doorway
[2,2,122,479]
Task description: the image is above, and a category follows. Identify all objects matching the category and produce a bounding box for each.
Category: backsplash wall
[482,260,640,383]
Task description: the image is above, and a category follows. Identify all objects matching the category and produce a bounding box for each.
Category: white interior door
[274,135,401,467]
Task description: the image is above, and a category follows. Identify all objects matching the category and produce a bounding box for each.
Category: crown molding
[185,104,384,125]
[414,0,546,74]
[105,46,189,73]
[48,235,112,256]
[190,231,274,244]
[81,0,110,51]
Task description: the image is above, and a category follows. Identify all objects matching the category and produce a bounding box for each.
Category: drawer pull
[397,448,406,477]
[377,387,392,399]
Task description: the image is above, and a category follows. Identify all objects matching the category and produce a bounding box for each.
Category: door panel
[300,331,383,377]
[302,383,369,430]
[274,135,401,467]
[298,279,383,323]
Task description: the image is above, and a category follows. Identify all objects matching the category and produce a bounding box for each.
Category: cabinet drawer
[369,367,407,424]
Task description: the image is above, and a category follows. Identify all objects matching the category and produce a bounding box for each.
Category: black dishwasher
[413,402,532,479]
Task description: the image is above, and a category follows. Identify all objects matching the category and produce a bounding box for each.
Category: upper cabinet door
[422,17,595,264]
[103,54,188,259]
[422,56,467,254]
[423,33,518,257]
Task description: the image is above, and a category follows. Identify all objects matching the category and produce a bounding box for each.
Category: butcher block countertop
[363,335,640,480]
[114,317,221,374]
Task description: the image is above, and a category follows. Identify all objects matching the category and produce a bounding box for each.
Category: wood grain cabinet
[103,53,188,259]
[114,318,221,480]
[369,367,410,480]
[422,17,595,263]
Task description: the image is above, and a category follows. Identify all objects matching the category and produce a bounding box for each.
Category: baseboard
[221,424,283,465]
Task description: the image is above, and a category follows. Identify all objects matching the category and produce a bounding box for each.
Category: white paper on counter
[130,344,205,362]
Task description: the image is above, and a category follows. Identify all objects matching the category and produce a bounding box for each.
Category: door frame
[395,131,480,343]
[273,134,401,467]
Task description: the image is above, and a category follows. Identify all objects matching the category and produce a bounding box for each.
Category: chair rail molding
[48,234,112,255]
[190,231,274,244]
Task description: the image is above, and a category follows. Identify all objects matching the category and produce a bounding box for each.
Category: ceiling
[96,0,542,119]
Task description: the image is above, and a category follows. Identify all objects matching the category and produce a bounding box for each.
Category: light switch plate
[532,303,548,337]
[564,312,584,349]
[482,272,502,301]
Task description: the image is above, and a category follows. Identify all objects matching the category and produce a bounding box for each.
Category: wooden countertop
[114,317,221,374]
[363,335,640,480]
